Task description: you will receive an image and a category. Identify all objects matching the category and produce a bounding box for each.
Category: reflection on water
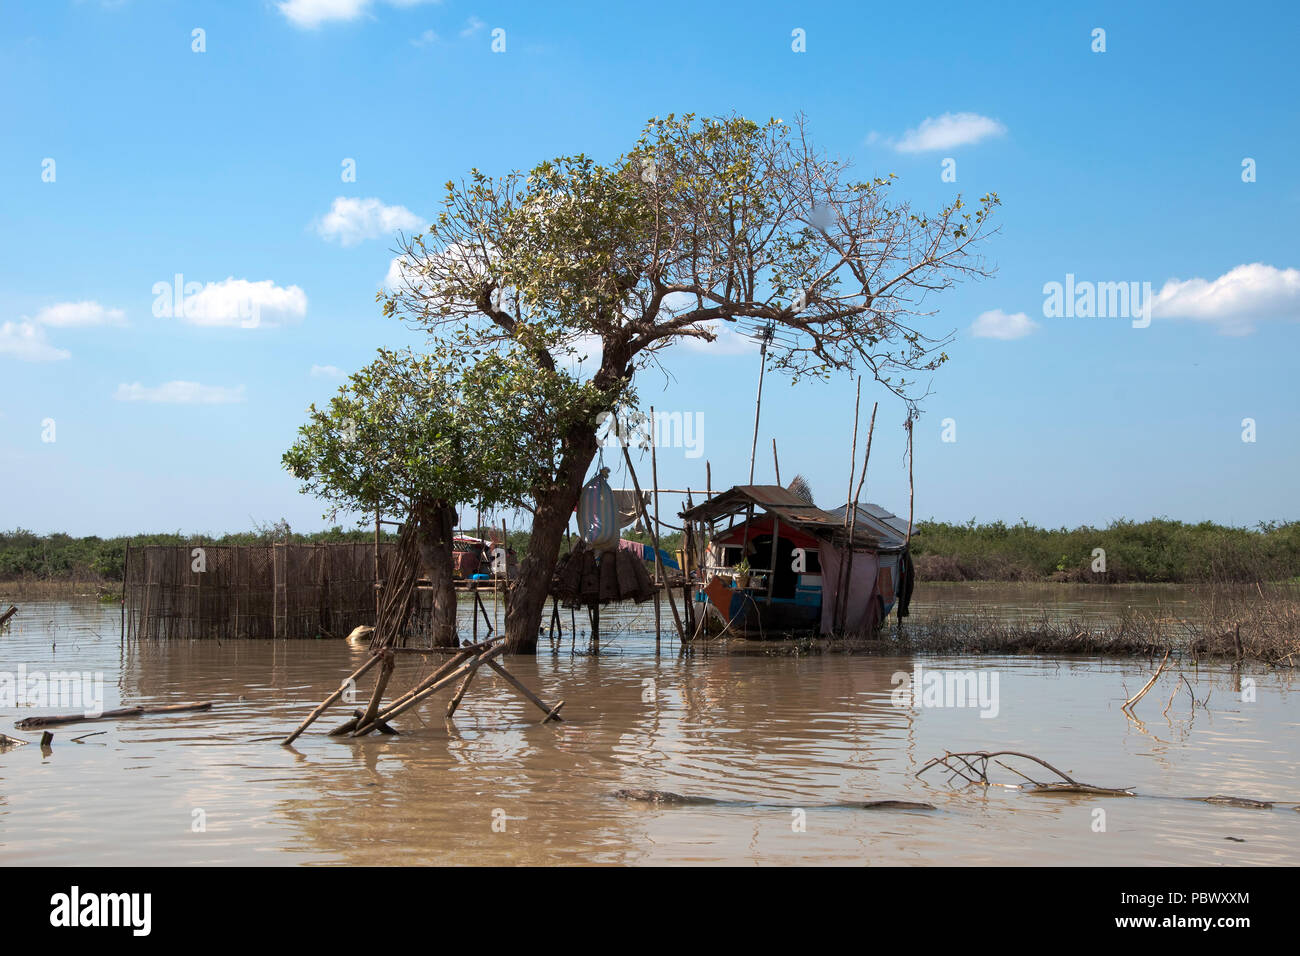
[0,595,1296,865]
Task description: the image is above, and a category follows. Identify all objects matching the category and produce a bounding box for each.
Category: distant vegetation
[0,522,386,583]
[3,517,1297,586]
[910,518,1300,583]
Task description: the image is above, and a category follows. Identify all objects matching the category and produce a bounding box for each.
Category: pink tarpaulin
[818,545,880,636]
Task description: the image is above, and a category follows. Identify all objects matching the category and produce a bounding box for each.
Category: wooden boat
[680,485,914,639]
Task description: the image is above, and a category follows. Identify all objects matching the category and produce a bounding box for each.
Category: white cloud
[35,300,126,327]
[311,364,346,378]
[411,28,438,47]
[113,381,247,404]
[1149,263,1300,335]
[894,112,1006,153]
[178,277,308,328]
[460,15,485,36]
[0,320,71,361]
[315,197,423,246]
[278,0,438,29]
[971,309,1039,340]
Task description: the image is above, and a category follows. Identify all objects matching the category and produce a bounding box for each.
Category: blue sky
[2,0,1297,537]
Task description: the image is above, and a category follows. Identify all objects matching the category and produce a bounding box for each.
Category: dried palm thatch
[786,473,815,506]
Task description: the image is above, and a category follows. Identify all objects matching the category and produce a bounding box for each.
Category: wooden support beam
[283,652,383,745]
[484,659,565,722]
[356,650,395,731]
[354,643,505,736]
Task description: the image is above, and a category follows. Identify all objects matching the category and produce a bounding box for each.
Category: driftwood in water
[916,750,1135,796]
[0,733,28,751]
[0,605,16,628]
[615,788,721,806]
[1123,648,1171,714]
[917,750,1296,812]
[1023,782,1136,797]
[613,788,936,811]
[15,701,212,730]
[1191,795,1274,809]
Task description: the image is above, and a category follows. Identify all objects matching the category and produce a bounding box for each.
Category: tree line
[7,519,1295,586]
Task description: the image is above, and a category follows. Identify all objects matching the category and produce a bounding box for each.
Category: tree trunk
[415,498,459,647]
[504,426,599,654]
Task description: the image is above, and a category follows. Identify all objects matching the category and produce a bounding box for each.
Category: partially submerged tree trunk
[504,426,600,654]
[415,498,460,647]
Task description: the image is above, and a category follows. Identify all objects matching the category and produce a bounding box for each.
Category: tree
[283,348,585,647]
[383,113,999,652]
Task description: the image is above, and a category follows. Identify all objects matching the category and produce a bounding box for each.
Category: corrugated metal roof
[825,503,911,549]
[681,485,884,550]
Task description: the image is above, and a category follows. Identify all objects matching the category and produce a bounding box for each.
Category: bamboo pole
[905,417,915,544]
[835,377,862,632]
[484,659,565,722]
[839,402,878,635]
[772,438,781,485]
[650,404,664,653]
[446,649,488,718]
[354,645,502,735]
[120,540,128,642]
[352,645,478,733]
[357,650,395,731]
[282,653,384,745]
[619,441,686,643]
[747,331,770,484]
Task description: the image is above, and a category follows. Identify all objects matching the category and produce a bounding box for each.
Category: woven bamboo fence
[125,543,403,640]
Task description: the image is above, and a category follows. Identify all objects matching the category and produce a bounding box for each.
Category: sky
[2,0,1297,537]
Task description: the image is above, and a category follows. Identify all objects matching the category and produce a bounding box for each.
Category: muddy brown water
[0,588,1296,865]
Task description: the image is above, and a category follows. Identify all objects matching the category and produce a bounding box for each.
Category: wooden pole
[357,650,395,731]
[120,540,129,642]
[499,517,509,622]
[353,645,478,733]
[650,404,664,653]
[905,417,915,544]
[765,516,781,606]
[282,653,383,745]
[748,333,769,484]
[772,438,781,485]
[446,649,489,718]
[619,441,686,642]
[354,645,493,734]
[374,503,381,620]
[840,402,878,635]
[835,378,862,632]
[484,659,565,722]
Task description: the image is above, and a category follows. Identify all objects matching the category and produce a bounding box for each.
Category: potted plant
[734,558,751,589]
